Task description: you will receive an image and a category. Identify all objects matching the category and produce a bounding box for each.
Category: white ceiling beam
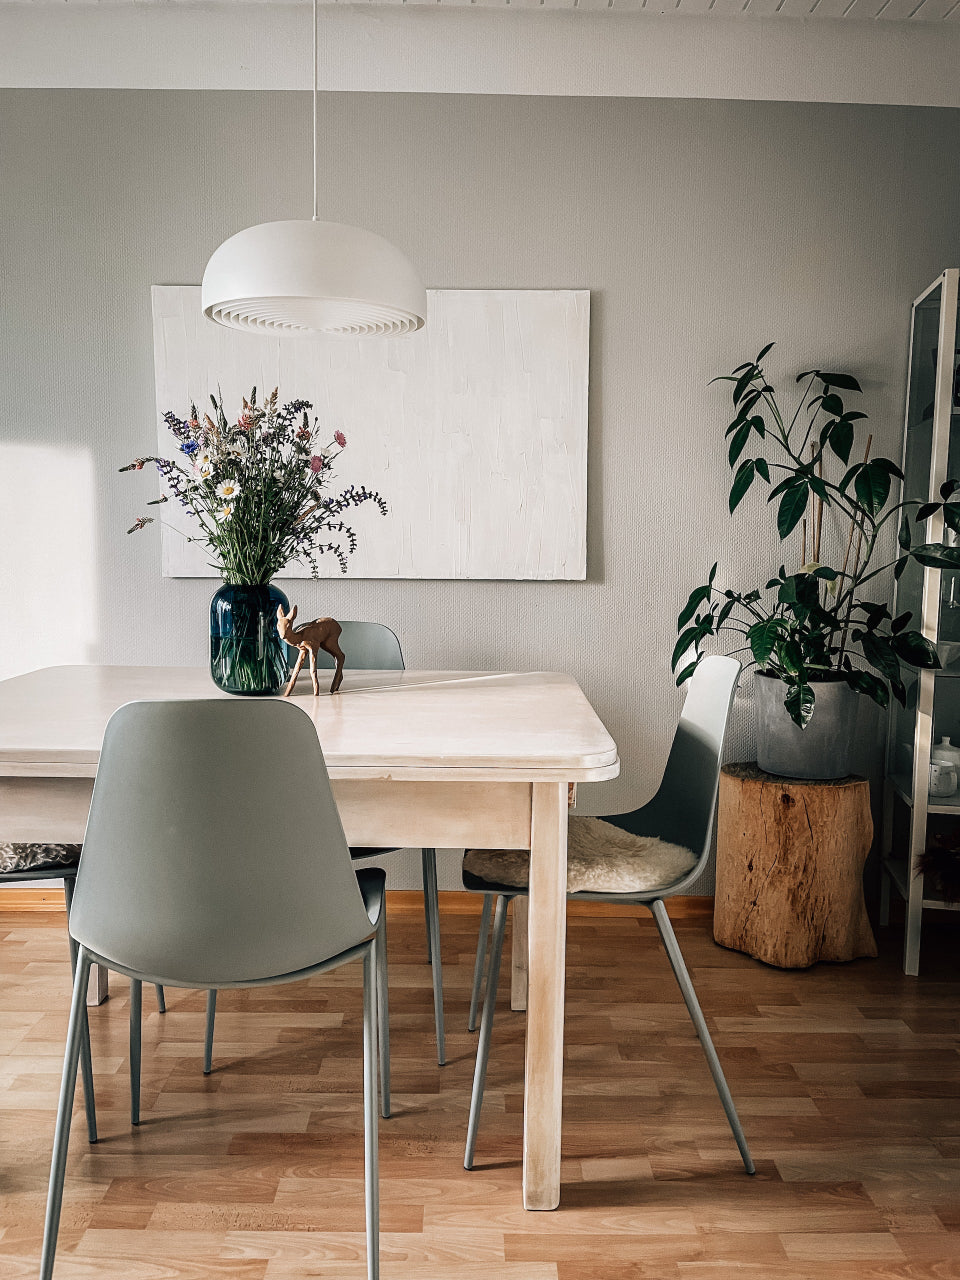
[872,0,923,19]
[1,4,959,106]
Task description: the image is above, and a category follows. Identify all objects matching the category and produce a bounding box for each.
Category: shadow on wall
[0,444,99,680]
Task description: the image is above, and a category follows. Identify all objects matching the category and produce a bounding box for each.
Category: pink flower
[309,455,325,472]
[334,430,347,448]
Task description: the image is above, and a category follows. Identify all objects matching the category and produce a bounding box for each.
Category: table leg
[522,780,568,1211]
[510,898,528,1012]
[514,784,575,1010]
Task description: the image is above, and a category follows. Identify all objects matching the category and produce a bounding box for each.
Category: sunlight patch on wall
[0,444,98,681]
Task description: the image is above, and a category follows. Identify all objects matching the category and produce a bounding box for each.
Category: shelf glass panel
[890,770,960,814]
[939,303,960,653]
[882,852,960,911]
[883,273,960,965]
[905,282,942,437]
[889,287,944,783]
[885,784,960,911]
[932,301,960,771]
[890,673,960,797]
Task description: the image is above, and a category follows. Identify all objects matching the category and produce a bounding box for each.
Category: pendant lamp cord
[312,0,319,222]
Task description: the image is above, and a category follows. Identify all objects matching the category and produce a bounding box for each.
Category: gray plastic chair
[312,620,446,1066]
[462,655,754,1177]
[155,621,446,1082]
[41,698,387,1280]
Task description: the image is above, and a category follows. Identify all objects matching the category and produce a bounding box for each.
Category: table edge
[0,756,621,783]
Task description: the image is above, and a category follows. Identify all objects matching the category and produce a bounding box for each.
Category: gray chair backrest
[619,655,741,863]
[69,699,375,987]
[312,621,404,672]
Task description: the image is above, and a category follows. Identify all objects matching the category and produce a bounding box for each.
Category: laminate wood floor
[1,896,958,1279]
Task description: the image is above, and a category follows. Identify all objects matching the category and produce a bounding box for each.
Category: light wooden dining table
[0,664,618,1210]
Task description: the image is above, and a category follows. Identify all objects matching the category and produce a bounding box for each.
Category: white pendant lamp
[201,0,426,338]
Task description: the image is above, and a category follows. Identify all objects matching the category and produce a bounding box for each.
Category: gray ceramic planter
[754,672,858,780]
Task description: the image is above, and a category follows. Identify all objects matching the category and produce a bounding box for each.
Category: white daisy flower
[225,442,246,459]
[196,460,213,480]
[216,478,240,501]
[216,503,234,520]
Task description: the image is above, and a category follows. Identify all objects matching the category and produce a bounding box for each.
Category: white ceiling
[3,1,960,104]
[4,0,960,16]
[356,0,958,17]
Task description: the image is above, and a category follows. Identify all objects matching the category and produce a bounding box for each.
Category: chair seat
[0,843,81,875]
[462,816,696,894]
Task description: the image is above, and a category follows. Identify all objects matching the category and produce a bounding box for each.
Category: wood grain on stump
[714,762,877,968]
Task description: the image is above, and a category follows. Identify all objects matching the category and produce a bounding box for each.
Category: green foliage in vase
[121,388,387,585]
[674,342,960,728]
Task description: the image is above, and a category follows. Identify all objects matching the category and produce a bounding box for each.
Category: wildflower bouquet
[122,387,387,584]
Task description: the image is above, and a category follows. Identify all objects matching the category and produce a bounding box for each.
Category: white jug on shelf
[932,736,960,773]
[929,760,958,798]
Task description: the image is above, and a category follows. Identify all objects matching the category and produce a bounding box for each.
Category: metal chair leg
[421,848,446,1066]
[203,990,217,1075]
[465,894,509,1170]
[649,898,755,1175]
[362,943,380,1280]
[422,850,432,964]
[130,978,142,1125]
[468,893,493,1032]
[130,984,167,1125]
[62,878,97,1145]
[375,911,391,1119]
[41,949,92,1280]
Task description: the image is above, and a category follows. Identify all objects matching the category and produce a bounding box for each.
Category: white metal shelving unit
[881,268,960,975]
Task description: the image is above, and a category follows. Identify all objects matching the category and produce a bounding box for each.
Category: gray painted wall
[2,90,959,889]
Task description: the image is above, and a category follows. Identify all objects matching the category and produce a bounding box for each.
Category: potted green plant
[674,342,960,779]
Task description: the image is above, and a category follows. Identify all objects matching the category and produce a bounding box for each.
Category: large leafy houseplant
[674,343,960,728]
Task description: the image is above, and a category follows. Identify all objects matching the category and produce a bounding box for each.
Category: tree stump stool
[714,763,877,968]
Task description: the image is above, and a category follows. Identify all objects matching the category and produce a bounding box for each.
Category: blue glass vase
[210,582,292,697]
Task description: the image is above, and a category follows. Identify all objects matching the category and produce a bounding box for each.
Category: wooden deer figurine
[276,605,346,697]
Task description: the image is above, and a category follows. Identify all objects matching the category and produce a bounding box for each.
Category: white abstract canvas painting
[151,286,589,579]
